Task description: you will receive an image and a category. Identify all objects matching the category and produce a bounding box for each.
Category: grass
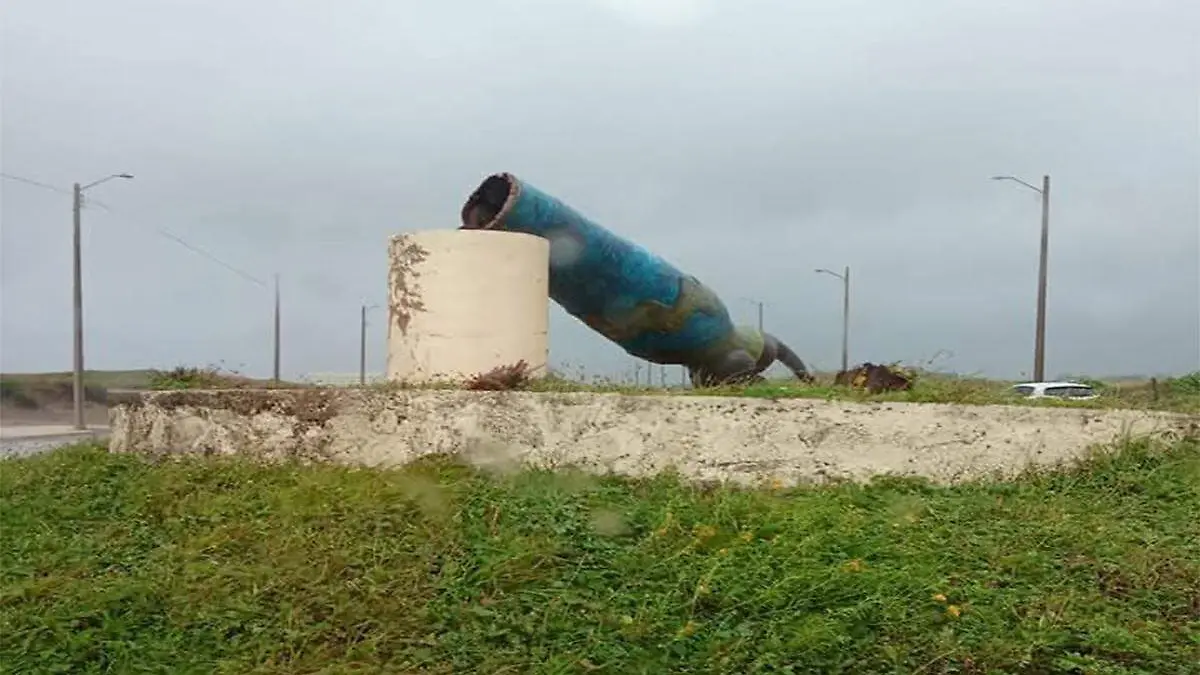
[142,366,292,390]
[0,369,159,390]
[356,369,1200,414]
[2,440,1198,673]
[4,366,1199,415]
[0,373,120,410]
[0,367,289,409]
[503,370,1200,416]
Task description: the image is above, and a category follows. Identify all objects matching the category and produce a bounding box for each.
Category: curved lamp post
[815,266,850,374]
[72,173,134,429]
[992,174,1051,382]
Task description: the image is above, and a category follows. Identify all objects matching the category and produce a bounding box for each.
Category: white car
[1011,381,1099,401]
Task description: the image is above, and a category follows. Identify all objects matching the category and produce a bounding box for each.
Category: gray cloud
[2,0,1197,380]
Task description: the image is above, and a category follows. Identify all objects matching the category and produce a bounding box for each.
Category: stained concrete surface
[108,389,1198,486]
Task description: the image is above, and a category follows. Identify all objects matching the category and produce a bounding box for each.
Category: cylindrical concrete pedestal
[386,230,550,384]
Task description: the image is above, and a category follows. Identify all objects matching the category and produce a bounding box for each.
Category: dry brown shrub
[834,362,915,394]
[464,360,533,391]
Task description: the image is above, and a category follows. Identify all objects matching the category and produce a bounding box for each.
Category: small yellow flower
[717,548,729,556]
[739,531,754,543]
[946,605,962,618]
[932,593,947,603]
[843,559,865,572]
[696,584,711,596]
[677,620,697,637]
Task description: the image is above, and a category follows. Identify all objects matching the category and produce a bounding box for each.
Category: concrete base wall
[108,389,1198,486]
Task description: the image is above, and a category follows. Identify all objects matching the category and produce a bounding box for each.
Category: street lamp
[992,174,1051,382]
[815,266,850,374]
[72,173,134,429]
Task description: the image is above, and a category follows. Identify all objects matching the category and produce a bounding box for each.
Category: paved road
[0,425,110,459]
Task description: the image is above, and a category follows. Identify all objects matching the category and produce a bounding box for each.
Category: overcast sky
[2,0,1197,381]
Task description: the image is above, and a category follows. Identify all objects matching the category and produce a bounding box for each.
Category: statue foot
[688,350,763,388]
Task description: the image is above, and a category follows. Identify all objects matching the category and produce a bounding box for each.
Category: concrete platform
[107,388,1199,486]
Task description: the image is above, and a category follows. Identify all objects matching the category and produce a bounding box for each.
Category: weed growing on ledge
[521,370,1200,414]
[2,438,1198,673]
[125,364,1200,415]
[147,365,305,390]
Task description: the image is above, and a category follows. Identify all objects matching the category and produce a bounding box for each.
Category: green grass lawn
[3,441,1198,674]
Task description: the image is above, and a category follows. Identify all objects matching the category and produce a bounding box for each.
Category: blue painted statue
[460,172,812,386]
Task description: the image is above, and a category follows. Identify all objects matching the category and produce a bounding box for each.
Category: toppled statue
[460,172,812,387]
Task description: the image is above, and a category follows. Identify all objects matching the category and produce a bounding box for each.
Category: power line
[1,172,71,194]
[151,228,267,287]
[2,171,265,287]
[3,172,113,211]
[2,169,114,208]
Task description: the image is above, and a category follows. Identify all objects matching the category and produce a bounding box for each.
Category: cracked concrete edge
[107,388,1200,487]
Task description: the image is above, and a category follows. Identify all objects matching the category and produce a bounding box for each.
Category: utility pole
[840,266,850,375]
[273,274,281,382]
[7,171,272,422]
[815,266,851,373]
[72,183,84,430]
[359,303,379,385]
[360,305,368,385]
[992,174,1051,382]
[1035,175,1050,383]
[741,298,765,333]
[71,173,133,430]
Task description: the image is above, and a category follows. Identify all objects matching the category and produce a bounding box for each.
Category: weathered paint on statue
[460,172,811,385]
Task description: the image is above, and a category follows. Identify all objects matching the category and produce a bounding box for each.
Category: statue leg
[689,349,760,387]
[759,333,812,382]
